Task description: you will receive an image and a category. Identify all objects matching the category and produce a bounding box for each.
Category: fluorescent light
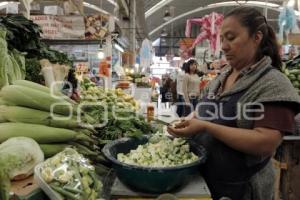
[0,1,20,9]
[208,1,280,8]
[83,2,109,15]
[160,29,168,37]
[149,1,284,36]
[145,0,174,18]
[97,50,105,59]
[0,2,9,7]
[106,0,118,8]
[114,43,124,52]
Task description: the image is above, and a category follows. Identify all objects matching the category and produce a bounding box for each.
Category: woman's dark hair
[181,62,188,72]
[225,7,282,70]
[185,59,198,74]
[65,68,78,90]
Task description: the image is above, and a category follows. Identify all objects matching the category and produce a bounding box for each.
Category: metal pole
[130,0,136,68]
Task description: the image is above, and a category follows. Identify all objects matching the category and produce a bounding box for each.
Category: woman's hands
[167,118,208,137]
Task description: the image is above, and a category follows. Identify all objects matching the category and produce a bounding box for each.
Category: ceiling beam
[145,0,175,18]
[149,1,298,37]
[119,0,129,17]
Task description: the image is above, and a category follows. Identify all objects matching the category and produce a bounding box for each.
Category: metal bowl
[102,136,207,193]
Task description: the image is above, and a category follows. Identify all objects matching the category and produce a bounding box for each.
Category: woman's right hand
[167,118,207,137]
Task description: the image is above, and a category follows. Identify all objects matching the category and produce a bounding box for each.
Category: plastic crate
[34,163,63,200]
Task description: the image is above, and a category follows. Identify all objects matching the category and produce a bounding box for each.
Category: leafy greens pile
[0,15,72,83]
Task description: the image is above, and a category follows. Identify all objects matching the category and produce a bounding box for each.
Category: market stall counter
[103,172,211,200]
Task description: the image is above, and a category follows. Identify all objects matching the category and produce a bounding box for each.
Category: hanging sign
[84,15,109,39]
[30,15,85,39]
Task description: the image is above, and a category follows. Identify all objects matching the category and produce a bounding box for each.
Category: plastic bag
[35,148,102,200]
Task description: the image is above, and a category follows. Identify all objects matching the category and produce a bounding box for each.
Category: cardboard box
[10,176,49,200]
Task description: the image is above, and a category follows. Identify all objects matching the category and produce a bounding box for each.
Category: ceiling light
[97,50,105,59]
[145,0,174,18]
[83,2,109,15]
[106,0,118,7]
[163,10,172,21]
[98,41,105,59]
[160,29,168,37]
[173,57,181,61]
[114,43,124,52]
[149,1,283,36]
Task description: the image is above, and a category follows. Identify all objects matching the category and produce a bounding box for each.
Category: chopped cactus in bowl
[102,133,207,193]
[117,134,199,167]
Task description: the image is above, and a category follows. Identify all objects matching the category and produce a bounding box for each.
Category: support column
[19,0,32,19]
[129,0,136,68]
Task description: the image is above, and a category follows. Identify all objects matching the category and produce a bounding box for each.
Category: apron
[195,67,272,200]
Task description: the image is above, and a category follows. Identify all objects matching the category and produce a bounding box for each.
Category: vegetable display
[80,85,155,143]
[117,134,199,167]
[0,15,73,84]
[0,28,25,90]
[38,148,103,200]
[0,80,107,167]
[0,15,72,66]
[0,137,44,200]
[283,55,300,95]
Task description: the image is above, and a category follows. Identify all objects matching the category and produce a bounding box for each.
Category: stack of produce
[80,83,155,144]
[39,59,70,90]
[282,55,300,95]
[0,137,44,200]
[0,28,25,89]
[0,80,109,174]
[117,133,199,167]
[0,15,72,84]
[38,148,103,200]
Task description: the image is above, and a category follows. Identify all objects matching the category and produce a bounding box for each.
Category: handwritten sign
[30,15,85,39]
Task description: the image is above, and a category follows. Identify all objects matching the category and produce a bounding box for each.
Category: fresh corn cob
[13,80,76,104]
[0,114,6,123]
[0,98,9,105]
[0,123,92,143]
[0,85,76,116]
[39,144,71,158]
[0,105,82,129]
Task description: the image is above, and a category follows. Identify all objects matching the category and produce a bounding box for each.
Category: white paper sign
[7,3,18,14]
[30,15,85,39]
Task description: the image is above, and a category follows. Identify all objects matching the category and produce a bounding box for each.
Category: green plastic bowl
[102,136,207,194]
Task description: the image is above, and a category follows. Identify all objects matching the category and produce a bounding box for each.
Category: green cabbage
[0,28,26,89]
[0,137,44,200]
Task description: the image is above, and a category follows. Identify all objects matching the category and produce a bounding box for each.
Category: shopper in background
[168,7,300,200]
[62,68,80,102]
[182,59,201,115]
[160,74,173,108]
[176,62,188,117]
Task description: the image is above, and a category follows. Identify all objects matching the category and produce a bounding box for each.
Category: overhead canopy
[144,0,300,41]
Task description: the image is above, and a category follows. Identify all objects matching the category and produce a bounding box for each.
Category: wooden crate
[288,33,300,45]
